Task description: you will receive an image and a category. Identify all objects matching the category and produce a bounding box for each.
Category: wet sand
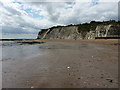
[2,39,118,88]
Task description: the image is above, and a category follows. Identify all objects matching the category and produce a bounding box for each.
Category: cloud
[0,0,119,37]
[25,1,118,24]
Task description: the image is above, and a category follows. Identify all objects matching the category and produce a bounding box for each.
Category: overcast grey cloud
[0,0,119,39]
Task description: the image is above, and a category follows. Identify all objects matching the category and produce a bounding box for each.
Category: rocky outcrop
[95,24,120,37]
[37,21,120,39]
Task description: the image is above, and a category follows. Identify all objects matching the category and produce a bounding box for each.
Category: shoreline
[35,39,119,45]
[1,39,119,41]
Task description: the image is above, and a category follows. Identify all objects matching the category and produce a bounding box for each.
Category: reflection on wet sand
[2,40,118,88]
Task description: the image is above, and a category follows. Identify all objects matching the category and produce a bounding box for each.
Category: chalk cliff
[37,21,120,39]
[95,24,120,37]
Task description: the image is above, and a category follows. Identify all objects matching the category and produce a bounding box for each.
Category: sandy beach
[2,39,118,88]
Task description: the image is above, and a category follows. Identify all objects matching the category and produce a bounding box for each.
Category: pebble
[67,66,70,69]
[106,78,113,83]
[100,77,103,78]
[81,77,83,79]
[104,85,108,87]
[70,83,73,86]
[31,86,34,88]
[96,83,99,86]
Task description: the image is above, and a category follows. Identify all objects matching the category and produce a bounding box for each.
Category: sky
[0,0,119,39]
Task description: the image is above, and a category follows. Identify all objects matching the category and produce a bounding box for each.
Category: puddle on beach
[1,41,47,61]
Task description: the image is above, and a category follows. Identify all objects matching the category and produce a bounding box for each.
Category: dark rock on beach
[17,41,45,45]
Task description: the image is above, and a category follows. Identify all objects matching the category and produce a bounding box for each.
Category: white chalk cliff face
[37,23,120,39]
[95,24,120,37]
[37,26,81,39]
